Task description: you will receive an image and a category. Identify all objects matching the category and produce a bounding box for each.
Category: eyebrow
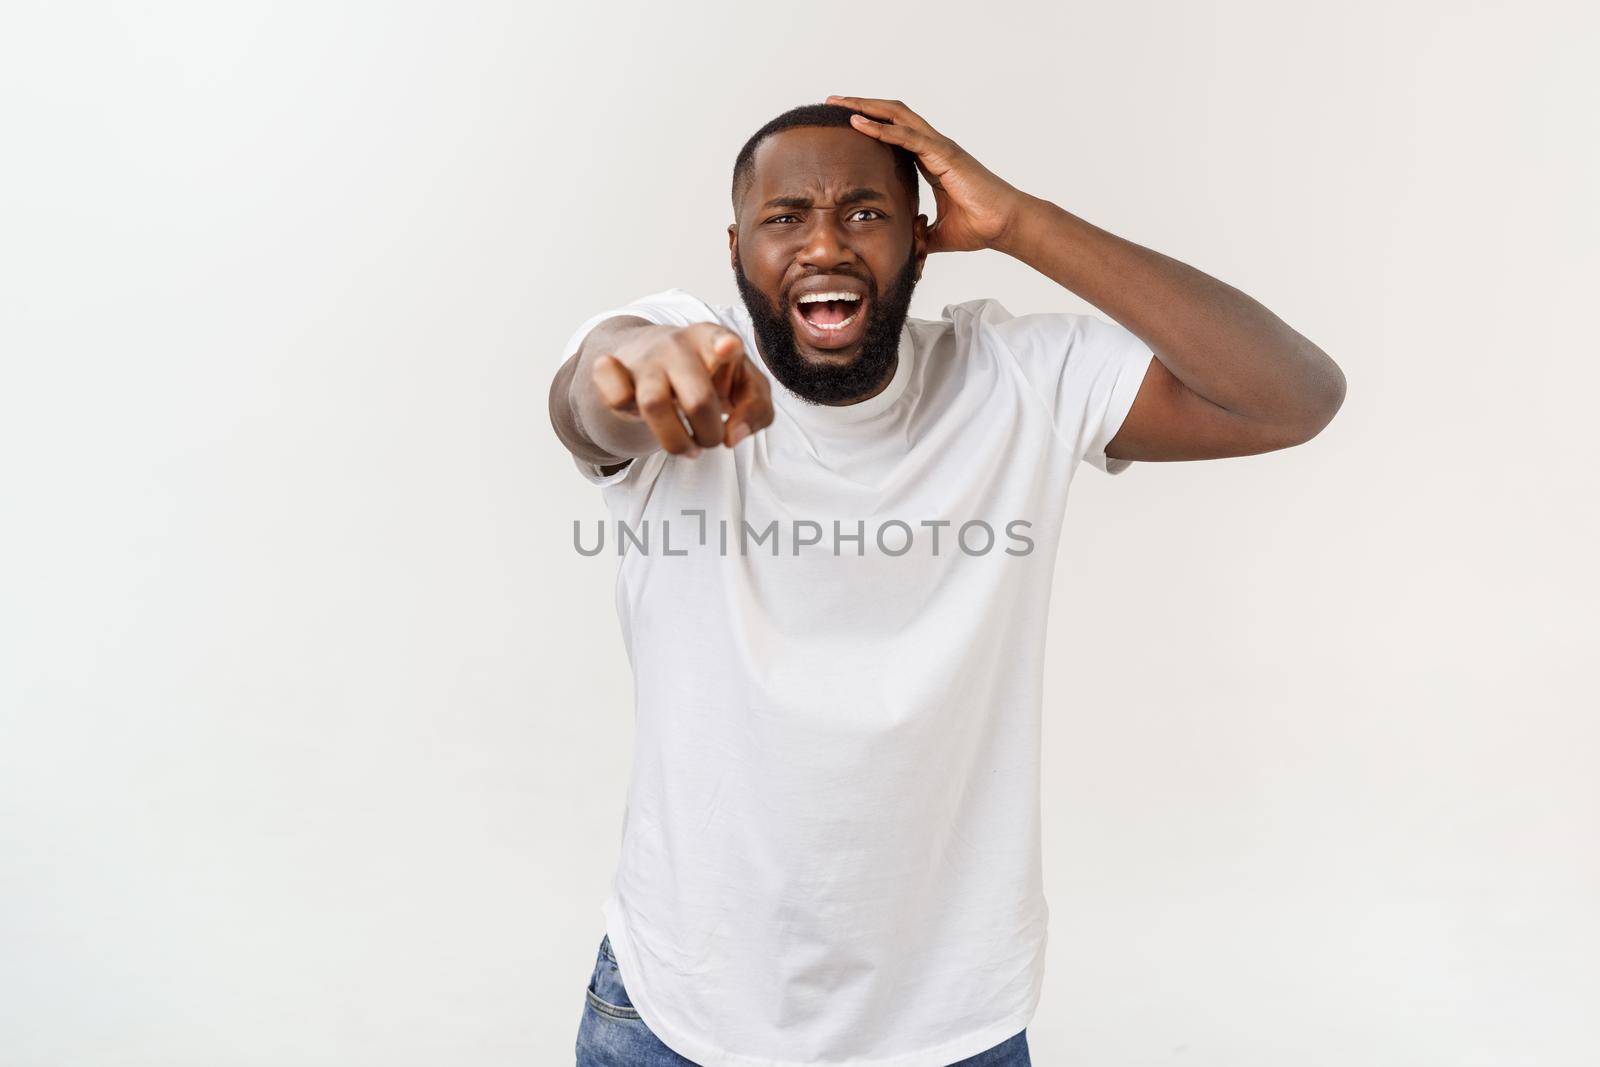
[760,187,888,211]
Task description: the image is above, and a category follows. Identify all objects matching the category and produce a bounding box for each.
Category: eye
[767,214,800,224]
[850,209,885,222]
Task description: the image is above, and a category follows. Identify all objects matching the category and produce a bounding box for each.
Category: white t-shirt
[555,289,1154,1066]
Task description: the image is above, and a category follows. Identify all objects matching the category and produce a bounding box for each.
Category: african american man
[549,98,1346,1067]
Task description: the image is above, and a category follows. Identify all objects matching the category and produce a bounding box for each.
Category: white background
[3,1,1596,1064]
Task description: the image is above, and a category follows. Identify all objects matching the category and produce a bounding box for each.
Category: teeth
[796,291,862,304]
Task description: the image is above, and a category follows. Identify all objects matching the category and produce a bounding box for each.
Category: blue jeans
[576,935,1031,1066]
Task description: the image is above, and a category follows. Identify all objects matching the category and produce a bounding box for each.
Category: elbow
[1251,353,1346,452]
[1311,357,1348,435]
[1281,357,1347,447]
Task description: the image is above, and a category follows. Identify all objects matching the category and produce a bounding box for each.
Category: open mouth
[791,290,868,351]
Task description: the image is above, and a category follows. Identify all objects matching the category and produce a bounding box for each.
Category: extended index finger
[703,329,746,402]
[723,357,774,447]
[678,323,744,399]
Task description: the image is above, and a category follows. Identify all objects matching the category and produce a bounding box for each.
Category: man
[549,98,1345,1067]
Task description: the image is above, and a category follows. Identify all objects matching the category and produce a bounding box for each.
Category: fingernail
[686,444,702,458]
[727,423,749,447]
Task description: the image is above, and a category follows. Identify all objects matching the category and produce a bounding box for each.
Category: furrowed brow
[760,188,890,211]
[835,187,888,207]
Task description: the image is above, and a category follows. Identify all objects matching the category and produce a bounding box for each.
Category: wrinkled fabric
[556,289,1152,1066]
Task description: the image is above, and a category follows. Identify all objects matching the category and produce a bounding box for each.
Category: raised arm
[987,200,1346,460]
[549,317,774,472]
[829,95,1347,461]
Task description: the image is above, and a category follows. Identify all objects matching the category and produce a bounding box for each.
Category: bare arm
[830,94,1347,462]
[994,197,1347,459]
[550,316,659,470]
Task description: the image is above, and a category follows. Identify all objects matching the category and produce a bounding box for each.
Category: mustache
[781,271,873,303]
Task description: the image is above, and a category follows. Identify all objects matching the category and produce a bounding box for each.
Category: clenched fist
[591,322,774,457]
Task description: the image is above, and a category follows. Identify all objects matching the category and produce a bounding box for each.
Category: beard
[733,249,920,406]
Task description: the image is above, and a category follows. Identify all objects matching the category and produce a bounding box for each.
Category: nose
[795,210,858,271]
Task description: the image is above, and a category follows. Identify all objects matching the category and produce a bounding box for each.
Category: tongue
[803,299,852,326]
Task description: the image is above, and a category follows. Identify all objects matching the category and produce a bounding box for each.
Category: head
[729,104,928,405]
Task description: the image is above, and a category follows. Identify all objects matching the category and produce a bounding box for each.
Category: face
[729,126,928,405]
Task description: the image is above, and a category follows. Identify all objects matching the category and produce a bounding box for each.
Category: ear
[727,223,738,270]
[911,214,930,281]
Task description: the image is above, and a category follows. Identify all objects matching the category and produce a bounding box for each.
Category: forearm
[550,317,671,464]
[995,195,1346,430]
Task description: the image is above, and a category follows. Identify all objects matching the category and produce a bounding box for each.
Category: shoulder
[939,296,1015,323]
[916,297,1075,346]
[605,288,737,327]
[913,297,1017,334]
[565,289,740,356]
[906,297,1029,363]
[916,297,1116,364]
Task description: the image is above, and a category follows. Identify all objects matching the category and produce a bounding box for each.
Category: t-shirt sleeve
[553,288,724,487]
[962,298,1155,475]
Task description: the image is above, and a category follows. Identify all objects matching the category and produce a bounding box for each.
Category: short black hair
[731,103,920,215]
